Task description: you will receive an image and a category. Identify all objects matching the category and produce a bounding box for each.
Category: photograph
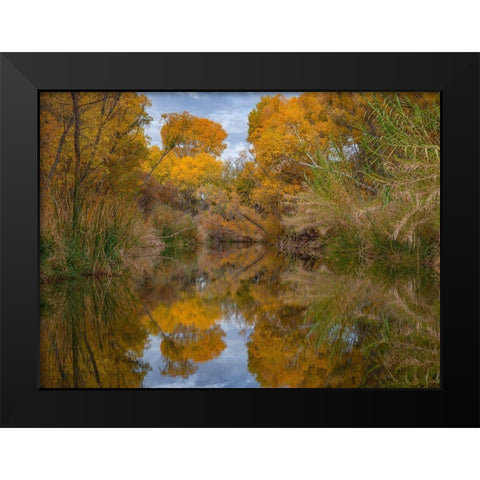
[1,2,479,475]
[39,91,441,389]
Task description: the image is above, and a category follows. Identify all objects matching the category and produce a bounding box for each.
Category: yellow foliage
[40,91,151,197]
[144,295,222,333]
[161,324,226,364]
[160,111,227,157]
[155,152,224,191]
[247,317,366,388]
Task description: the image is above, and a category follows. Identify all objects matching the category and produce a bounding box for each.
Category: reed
[40,192,160,279]
[282,93,440,271]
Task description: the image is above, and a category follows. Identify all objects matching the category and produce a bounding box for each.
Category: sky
[144,92,300,161]
[141,316,259,388]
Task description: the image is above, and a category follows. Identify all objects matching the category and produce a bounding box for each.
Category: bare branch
[142,145,175,186]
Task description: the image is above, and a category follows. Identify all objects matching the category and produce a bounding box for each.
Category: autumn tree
[40,91,152,199]
[242,93,374,215]
[156,152,224,191]
[198,187,281,243]
[40,92,157,279]
[143,112,227,184]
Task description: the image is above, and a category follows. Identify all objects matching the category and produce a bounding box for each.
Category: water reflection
[40,277,151,388]
[40,244,440,388]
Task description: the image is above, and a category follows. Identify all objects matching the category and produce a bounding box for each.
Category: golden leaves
[160,112,227,157]
[157,152,224,191]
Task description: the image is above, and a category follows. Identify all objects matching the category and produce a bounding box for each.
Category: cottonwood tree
[143,112,227,185]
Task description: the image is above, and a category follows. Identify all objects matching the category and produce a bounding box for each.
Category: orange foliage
[145,296,221,333]
[243,93,371,215]
[161,325,226,365]
[160,112,227,158]
[247,316,365,388]
[155,152,224,191]
[143,293,226,378]
[40,91,151,196]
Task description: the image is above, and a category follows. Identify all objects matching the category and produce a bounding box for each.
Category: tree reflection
[160,324,226,378]
[41,244,440,388]
[246,306,367,388]
[193,244,370,387]
[194,244,439,388]
[40,277,151,388]
[143,297,226,379]
[276,263,440,388]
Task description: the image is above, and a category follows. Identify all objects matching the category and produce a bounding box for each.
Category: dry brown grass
[40,192,163,279]
[282,93,440,271]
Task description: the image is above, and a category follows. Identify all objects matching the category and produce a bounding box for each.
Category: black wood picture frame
[1,53,478,427]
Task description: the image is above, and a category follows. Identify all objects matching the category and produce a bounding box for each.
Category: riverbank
[40,194,167,282]
[279,228,439,277]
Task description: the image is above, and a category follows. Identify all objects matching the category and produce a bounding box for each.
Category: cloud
[221,141,250,161]
[207,108,250,135]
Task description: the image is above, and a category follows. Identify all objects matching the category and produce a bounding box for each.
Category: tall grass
[40,192,160,279]
[283,93,440,271]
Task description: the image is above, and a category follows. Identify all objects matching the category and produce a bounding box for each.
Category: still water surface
[40,244,440,388]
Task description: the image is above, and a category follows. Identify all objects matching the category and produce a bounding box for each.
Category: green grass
[41,193,156,280]
[324,228,367,273]
[282,93,440,276]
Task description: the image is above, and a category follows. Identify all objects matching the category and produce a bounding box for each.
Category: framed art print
[1,53,479,426]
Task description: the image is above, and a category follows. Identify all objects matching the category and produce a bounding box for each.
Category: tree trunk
[142,145,175,186]
[71,92,82,188]
[70,92,83,225]
[41,115,74,200]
